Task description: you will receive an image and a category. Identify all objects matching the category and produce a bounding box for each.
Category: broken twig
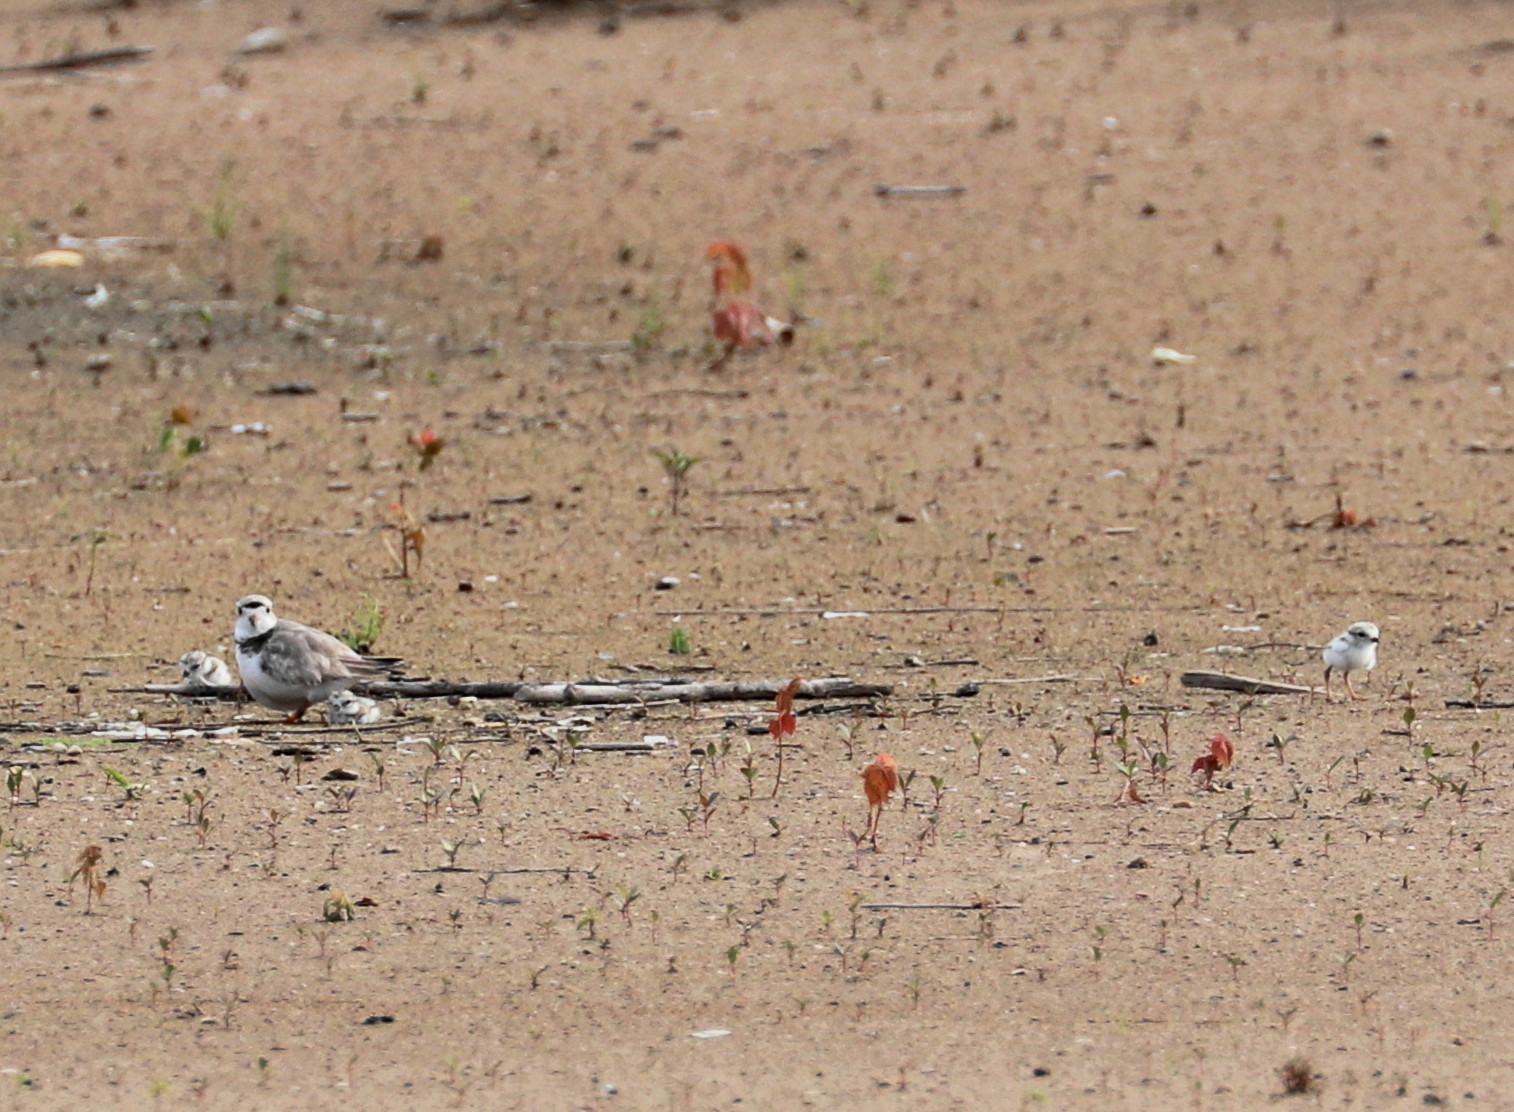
[1179,670,1314,696]
[0,46,153,75]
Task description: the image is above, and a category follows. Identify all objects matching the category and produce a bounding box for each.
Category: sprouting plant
[1484,888,1508,939]
[103,766,144,802]
[868,259,895,296]
[6,766,25,808]
[838,718,860,760]
[1090,924,1106,975]
[698,790,719,831]
[651,447,700,516]
[440,839,464,870]
[407,429,445,471]
[322,890,356,923]
[574,908,598,940]
[326,785,357,813]
[768,677,800,799]
[1049,735,1066,764]
[70,844,107,913]
[1266,733,1294,764]
[1085,716,1103,771]
[204,157,238,243]
[1471,666,1490,707]
[668,626,692,655]
[631,291,667,352]
[383,496,426,579]
[928,774,946,812]
[970,730,989,775]
[615,885,641,926]
[467,783,486,815]
[1115,760,1144,804]
[739,748,758,799]
[74,526,109,597]
[368,751,387,792]
[338,594,383,654]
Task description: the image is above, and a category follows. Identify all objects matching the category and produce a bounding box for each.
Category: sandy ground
[4,0,1514,1107]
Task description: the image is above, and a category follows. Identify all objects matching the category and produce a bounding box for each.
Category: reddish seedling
[382,495,426,578]
[408,428,445,470]
[705,240,793,369]
[768,676,801,799]
[1191,733,1235,790]
[862,753,900,849]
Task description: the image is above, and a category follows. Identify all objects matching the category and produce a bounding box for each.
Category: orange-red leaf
[768,677,801,738]
[1191,733,1234,775]
[713,300,776,349]
[863,753,899,808]
[706,240,752,297]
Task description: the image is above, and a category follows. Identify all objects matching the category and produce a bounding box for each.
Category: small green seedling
[651,447,700,516]
[103,766,143,802]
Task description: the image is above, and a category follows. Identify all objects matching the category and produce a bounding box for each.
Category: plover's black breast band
[237,630,274,654]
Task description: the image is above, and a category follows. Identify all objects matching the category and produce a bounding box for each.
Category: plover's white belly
[237,647,344,711]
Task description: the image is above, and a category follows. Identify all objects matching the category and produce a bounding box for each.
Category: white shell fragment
[1150,347,1197,365]
[235,27,287,55]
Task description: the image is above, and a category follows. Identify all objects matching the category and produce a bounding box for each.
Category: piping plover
[178,650,234,688]
[327,689,382,726]
[234,595,403,722]
[1322,620,1379,701]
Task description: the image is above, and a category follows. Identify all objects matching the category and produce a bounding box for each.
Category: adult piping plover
[234,595,404,722]
[178,650,234,688]
[1322,620,1380,701]
[327,689,382,726]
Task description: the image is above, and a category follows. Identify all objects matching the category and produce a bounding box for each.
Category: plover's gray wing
[262,619,404,687]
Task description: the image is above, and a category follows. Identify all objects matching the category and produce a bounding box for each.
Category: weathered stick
[1444,699,1514,709]
[861,902,1021,911]
[872,184,967,198]
[1180,670,1314,696]
[0,46,153,75]
[122,676,892,704]
[512,678,892,704]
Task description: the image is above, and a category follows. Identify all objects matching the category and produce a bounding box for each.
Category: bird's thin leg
[283,702,310,724]
[1323,668,1334,702]
[1345,673,1361,701]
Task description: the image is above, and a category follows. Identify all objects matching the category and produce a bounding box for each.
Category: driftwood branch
[122,675,892,705]
[1444,699,1514,709]
[0,46,153,75]
[1180,670,1315,696]
[861,902,1022,911]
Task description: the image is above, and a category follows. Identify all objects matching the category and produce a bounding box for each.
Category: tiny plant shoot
[652,448,700,516]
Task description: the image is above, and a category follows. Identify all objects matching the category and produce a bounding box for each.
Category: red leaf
[768,678,801,738]
[862,753,899,808]
[712,300,777,349]
[706,240,753,296]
